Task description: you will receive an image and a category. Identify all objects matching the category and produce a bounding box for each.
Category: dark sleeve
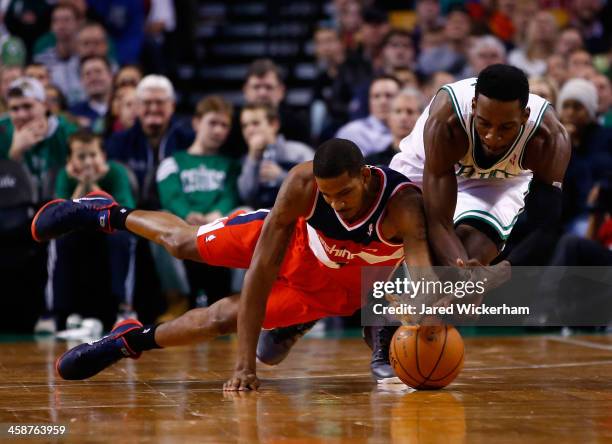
[505,180,563,265]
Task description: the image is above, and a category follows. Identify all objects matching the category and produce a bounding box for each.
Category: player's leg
[31,190,203,261]
[56,294,240,380]
[455,222,501,265]
[453,176,531,264]
[123,210,201,261]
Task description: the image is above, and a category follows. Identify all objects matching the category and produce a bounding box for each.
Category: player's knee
[206,302,237,336]
[161,228,193,260]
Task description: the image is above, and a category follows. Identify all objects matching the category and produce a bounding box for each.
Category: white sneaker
[56,318,103,341]
[34,316,57,334]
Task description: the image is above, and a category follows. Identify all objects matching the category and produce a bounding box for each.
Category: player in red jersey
[32,138,432,390]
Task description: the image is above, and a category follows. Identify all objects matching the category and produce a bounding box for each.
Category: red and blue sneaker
[31,191,117,242]
[56,319,142,380]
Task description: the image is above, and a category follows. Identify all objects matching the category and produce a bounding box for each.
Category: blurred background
[0,0,610,335]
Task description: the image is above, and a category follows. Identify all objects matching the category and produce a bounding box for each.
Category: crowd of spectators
[0,0,610,333]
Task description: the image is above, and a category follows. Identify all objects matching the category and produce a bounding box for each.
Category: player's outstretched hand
[223,369,260,391]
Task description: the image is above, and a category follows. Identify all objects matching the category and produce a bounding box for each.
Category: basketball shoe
[31,191,117,242]
[363,325,401,383]
[56,319,142,380]
[256,320,318,365]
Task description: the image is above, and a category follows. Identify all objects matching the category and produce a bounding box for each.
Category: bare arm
[384,186,432,267]
[522,109,571,188]
[224,162,315,391]
[504,108,571,266]
[422,91,470,266]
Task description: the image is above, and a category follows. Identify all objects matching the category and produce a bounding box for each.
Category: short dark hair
[245,58,284,84]
[195,95,233,119]
[370,74,401,92]
[313,138,365,178]
[475,64,529,109]
[381,29,413,50]
[241,102,279,123]
[79,55,112,74]
[68,129,103,155]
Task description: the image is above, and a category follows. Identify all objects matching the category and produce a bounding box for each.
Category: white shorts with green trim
[389,155,532,241]
[453,175,532,241]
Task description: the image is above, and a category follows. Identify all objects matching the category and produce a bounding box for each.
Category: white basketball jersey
[390,77,550,182]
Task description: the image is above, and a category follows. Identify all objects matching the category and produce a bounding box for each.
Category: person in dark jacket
[105,74,194,209]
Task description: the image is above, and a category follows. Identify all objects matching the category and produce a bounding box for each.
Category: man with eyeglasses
[0,76,77,198]
[105,74,194,208]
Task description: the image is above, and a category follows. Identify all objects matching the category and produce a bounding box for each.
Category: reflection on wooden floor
[0,334,611,443]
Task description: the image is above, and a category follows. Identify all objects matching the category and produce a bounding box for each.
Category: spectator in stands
[312,26,347,143]
[105,85,137,137]
[142,0,177,75]
[546,55,568,89]
[0,77,77,198]
[43,130,137,332]
[508,11,558,77]
[0,64,23,113]
[157,95,239,312]
[24,63,50,87]
[106,74,193,208]
[45,84,69,116]
[555,27,585,58]
[348,29,416,120]
[76,22,118,69]
[458,35,506,79]
[365,87,425,167]
[242,59,310,144]
[417,7,471,77]
[528,76,558,106]
[422,71,455,101]
[549,180,612,267]
[86,0,146,65]
[69,56,113,133]
[33,3,83,105]
[114,64,143,89]
[557,78,612,232]
[358,7,390,70]
[567,49,596,79]
[157,95,240,224]
[411,0,444,50]
[590,73,612,127]
[238,103,314,209]
[225,59,310,158]
[336,75,400,156]
[569,0,610,54]
[393,67,419,89]
[335,0,362,52]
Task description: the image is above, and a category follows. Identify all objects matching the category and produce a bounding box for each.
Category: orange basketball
[389,325,464,389]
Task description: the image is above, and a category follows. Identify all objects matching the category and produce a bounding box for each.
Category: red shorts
[195,210,364,329]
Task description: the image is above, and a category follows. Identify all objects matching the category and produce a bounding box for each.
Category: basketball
[389,325,464,389]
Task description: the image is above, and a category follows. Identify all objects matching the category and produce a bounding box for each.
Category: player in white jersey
[390,64,570,271]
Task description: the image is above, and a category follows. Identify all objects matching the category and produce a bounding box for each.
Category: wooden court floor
[0,333,611,443]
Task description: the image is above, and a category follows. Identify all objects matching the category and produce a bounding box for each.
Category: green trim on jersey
[454,209,519,239]
[440,86,468,133]
[469,117,525,171]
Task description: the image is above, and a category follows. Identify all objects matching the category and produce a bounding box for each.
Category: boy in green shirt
[156,95,241,223]
[155,96,241,319]
[0,76,77,199]
[40,130,137,333]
